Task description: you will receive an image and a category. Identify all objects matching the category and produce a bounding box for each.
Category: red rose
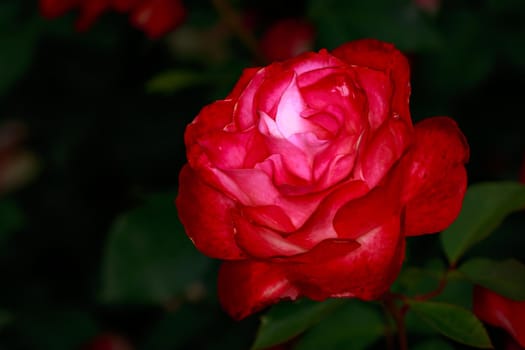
[260,18,316,62]
[176,39,469,320]
[473,286,525,348]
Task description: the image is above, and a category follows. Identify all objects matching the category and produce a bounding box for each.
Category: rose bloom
[176,39,469,320]
[39,0,185,38]
[473,286,525,348]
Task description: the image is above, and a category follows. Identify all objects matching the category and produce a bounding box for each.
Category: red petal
[286,216,404,301]
[333,183,401,240]
[402,117,469,236]
[176,165,245,259]
[473,286,525,348]
[227,68,261,100]
[287,179,369,248]
[331,39,412,127]
[218,260,299,320]
[354,116,412,188]
[233,212,307,258]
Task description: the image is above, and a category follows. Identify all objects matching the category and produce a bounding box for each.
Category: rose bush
[473,286,525,348]
[176,39,469,320]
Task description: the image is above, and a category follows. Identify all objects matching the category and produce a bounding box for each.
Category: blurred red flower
[260,18,315,62]
[39,0,185,38]
[473,286,525,348]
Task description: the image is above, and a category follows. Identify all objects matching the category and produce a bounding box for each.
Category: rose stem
[211,0,267,65]
[384,295,408,350]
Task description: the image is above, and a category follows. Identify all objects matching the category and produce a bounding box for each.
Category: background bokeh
[0,0,524,349]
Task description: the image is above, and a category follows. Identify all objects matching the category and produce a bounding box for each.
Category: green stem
[384,294,408,350]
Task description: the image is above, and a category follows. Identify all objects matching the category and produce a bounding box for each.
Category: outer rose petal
[176,165,245,260]
[473,286,525,348]
[218,260,299,320]
[402,117,469,236]
[287,216,404,301]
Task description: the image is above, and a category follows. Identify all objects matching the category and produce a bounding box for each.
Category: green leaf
[459,258,525,301]
[441,182,525,265]
[409,301,492,348]
[0,199,24,244]
[412,338,455,350]
[146,70,210,94]
[252,299,344,350]
[100,193,211,304]
[294,300,384,350]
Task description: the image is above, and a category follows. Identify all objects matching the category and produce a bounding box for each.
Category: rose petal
[176,165,245,259]
[218,260,299,320]
[402,116,469,236]
[286,216,404,301]
[333,183,401,240]
[332,39,411,127]
[473,286,525,348]
[287,179,369,247]
[233,212,307,258]
[227,67,260,100]
[354,116,412,187]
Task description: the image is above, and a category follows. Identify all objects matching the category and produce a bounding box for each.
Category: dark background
[0,0,524,349]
